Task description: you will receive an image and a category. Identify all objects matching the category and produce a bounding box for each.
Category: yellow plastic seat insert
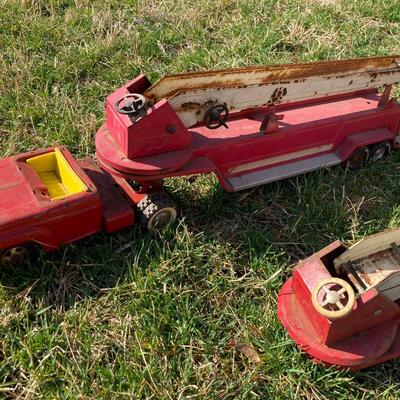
[26,149,87,200]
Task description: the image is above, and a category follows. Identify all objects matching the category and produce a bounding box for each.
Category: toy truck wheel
[0,246,30,268]
[137,192,178,231]
[369,141,391,162]
[346,146,369,171]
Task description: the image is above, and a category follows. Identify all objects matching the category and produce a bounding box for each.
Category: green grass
[1,0,400,398]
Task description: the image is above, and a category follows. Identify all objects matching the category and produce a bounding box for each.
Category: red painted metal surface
[0,147,136,253]
[105,75,192,159]
[96,79,400,192]
[78,158,135,233]
[278,241,400,370]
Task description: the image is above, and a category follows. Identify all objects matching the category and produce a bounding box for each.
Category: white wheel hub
[148,207,177,230]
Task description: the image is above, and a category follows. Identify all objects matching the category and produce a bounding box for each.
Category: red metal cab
[0,146,134,266]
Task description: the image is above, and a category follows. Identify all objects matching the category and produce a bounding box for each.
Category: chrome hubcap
[371,146,387,161]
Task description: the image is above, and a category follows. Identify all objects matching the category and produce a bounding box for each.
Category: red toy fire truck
[1,55,400,267]
[278,228,400,370]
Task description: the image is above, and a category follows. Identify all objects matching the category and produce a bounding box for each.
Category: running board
[227,153,341,191]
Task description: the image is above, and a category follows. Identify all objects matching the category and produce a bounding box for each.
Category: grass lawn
[1,0,400,398]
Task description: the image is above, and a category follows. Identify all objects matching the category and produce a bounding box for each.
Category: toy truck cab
[0,144,146,267]
[278,229,400,370]
[0,146,103,265]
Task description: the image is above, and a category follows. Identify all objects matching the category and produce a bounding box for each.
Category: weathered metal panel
[229,144,334,174]
[334,227,400,268]
[228,153,341,191]
[344,248,400,301]
[144,56,400,127]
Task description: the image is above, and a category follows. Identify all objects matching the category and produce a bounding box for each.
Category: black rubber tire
[137,192,178,231]
[346,147,369,171]
[369,141,391,162]
[0,246,30,268]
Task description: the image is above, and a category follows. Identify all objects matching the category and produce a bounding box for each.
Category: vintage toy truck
[96,56,400,192]
[2,56,400,267]
[0,146,175,267]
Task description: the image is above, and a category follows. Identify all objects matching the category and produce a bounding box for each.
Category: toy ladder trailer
[96,55,400,192]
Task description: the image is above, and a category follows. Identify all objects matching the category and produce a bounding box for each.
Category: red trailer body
[96,59,400,191]
[96,91,400,191]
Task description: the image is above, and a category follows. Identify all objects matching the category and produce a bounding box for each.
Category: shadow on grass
[353,359,400,391]
[176,153,400,261]
[0,227,143,310]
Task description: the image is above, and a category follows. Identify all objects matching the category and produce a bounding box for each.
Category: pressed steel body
[96,85,400,192]
[0,147,135,253]
[96,57,400,192]
[278,241,400,370]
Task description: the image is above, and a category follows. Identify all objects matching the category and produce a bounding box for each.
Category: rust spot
[344,246,400,292]
[181,101,201,110]
[204,99,216,107]
[270,87,287,103]
[177,99,217,112]
[260,77,292,85]
[349,80,353,85]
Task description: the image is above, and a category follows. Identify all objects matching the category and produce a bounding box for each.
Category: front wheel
[137,192,178,231]
[0,246,30,268]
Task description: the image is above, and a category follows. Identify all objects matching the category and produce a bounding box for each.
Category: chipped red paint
[96,56,400,193]
[96,86,400,192]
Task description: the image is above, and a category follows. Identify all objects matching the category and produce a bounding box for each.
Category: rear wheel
[137,192,178,231]
[0,246,30,268]
[346,146,369,171]
[369,141,391,162]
